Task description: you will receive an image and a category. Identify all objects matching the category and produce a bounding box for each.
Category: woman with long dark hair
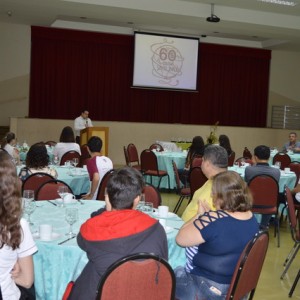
[179,136,205,186]
[219,134,233,156]
[0,151,37,299]
[53,126,81,164]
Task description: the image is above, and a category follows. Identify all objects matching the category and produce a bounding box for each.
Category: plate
[164,226,173,234]
[152,211,177,219]
[55,198,78,205]
[33,232,61,241]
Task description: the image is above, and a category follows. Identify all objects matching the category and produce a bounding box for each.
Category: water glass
[72,158,79,167]
[57,186,68,207]
[23,198,36,225]
[143,202,153,214]
[65,207,78,237]
[274,161,281,169]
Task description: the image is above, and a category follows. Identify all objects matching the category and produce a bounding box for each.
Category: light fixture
[257,0,297,6]
[206,4,220,23]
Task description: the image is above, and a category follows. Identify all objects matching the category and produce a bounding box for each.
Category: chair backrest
[289,162,300,188]
[96,169,115,200]
[60,150,81,166]
[191,156,202,168]
[36,179,73,200]
[189,167,208,198]
[228,151,236,167]
[22,172,55,197]
[149,143,164,152]
[142,183,162,208]
[225,231,269,300]
[285,186,299,239]
[79,144,90,167]
[140,149,159,173]
[172,160,181,191]
[248,175,279,208]
[123,146,130,166]
[96,253,175,300]
[127,143,140,166]
[272,152,291,170]
[243,147,252,159]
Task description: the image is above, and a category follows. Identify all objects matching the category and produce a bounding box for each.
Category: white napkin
[295,193,300,202]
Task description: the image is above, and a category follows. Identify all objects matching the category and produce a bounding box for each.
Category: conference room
[1,0,300,299]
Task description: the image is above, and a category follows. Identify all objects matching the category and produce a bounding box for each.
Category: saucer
[152,211,177,219]
[55,198,78,205]
[164,226,173,234]
[33,232,61,241]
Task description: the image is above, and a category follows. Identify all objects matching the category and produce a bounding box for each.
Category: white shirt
[4,144,15,157]
[53,142,81,164]
[0,219,38,300]
[74,116,93,137]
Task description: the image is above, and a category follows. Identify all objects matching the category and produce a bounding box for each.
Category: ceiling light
[257,0,297,6]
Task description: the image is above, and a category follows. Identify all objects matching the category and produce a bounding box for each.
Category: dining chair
[60,150,81,166]
[289,162,300,187]
[149,143,164,152]
[36,179,73,200]
[225,231,269,300]
[96,169,115,200]
[22,172,55,198]
[78,144,90,167]
[189,167,208,200]
[142,183,162,208]
[123,146,130,166]
[172,160,191,214]
[273,152,291,170]
[140,149,170,190]
[248,174,280,247]
[191,155,202,168]
[280,186,300,295]
[95,253,176,300]
[228,151,236,167]
[127,143,141,171]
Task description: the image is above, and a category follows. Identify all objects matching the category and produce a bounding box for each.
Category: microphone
[85,119,88,127]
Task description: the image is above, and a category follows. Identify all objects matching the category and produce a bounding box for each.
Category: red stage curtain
[30,26,271,127]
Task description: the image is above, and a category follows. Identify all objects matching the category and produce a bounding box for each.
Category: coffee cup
[64,193,75,204]
[83,165,87,171]
[284,167,291,173]
[158,205,169,218]
[39,224,52,240]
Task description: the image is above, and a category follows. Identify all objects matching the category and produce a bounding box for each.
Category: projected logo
[151,38,184,86]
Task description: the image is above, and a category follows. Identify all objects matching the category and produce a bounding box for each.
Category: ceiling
[1,0,300,51]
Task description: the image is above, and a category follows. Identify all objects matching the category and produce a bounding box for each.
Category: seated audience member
[1,132,20,164]
[68,167,168,299]
[82,136,113,200]
[244,145,280,230]
[219,134,233,156]
[283,132,300,152]
[181,145,228,222]
[53,126,81,164]
[0,152,38,300]
[178,136,205,186]
[175,171,259,300]
[18,142,57,181]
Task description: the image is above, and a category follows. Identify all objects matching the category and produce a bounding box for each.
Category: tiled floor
[161,191,300,299]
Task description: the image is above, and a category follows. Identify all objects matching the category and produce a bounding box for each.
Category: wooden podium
[80,127,109,156]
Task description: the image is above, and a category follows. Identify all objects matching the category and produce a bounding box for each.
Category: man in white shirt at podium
[74,109,93,144]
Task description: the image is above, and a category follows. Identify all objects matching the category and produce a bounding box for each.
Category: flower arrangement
[206,121,219,144]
